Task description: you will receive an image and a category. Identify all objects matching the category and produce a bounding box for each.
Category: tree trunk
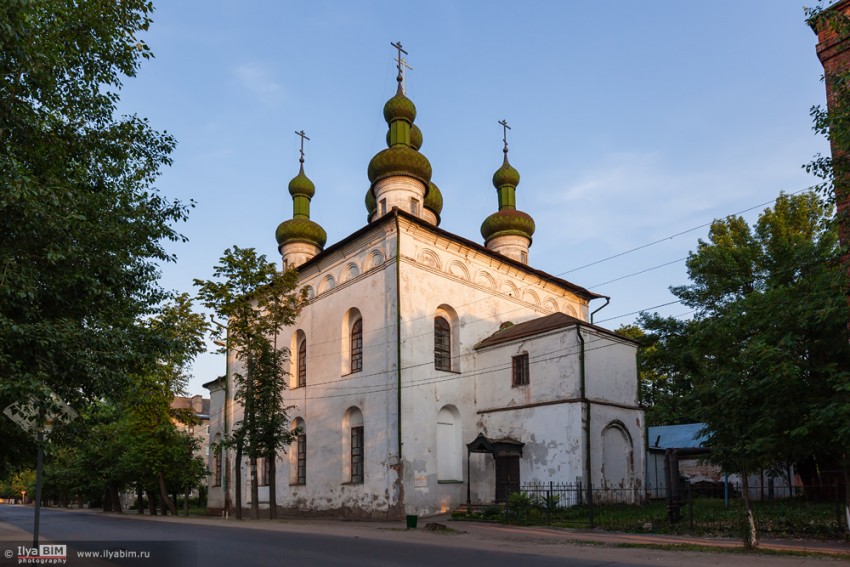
[102,485,113,512]
[184,483,190,516]
[740,467,759,548]
[158,472,177,516]
[250,455,259,520]
[136,484,144,514]
[841,453,850,533]
[235,441,243,520]
[148,488,157,516]
[268,454,277,520]
[110,484,123,514]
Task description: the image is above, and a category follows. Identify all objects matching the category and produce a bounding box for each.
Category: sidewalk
[3,505,849,559]
[448,520,850,557]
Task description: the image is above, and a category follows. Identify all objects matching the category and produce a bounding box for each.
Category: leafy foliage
[0,0,192,472]
[195,246,304,517]
[35,295,209,512]
[634,191,850,545]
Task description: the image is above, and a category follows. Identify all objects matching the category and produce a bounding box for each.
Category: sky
[118,1,831,396]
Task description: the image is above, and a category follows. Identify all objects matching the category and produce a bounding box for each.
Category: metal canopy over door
[466,433,525,504]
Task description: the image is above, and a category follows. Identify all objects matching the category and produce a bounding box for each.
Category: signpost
[3,393,77,548]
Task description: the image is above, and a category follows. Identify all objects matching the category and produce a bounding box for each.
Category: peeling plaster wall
[584,329,639,406]
[215,224,404,518]
[207,216,644,518]
[276,224,401,517]
[583,328,644,495]
[469,327,644,505]
[395,219,595,516]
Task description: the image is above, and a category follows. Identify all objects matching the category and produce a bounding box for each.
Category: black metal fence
[468,480,849,539]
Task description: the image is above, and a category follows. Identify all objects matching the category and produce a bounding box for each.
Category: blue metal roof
[647,423,707,449]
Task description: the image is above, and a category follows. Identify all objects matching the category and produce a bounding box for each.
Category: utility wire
[559,186,814,275]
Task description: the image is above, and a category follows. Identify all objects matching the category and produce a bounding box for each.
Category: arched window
[434,305,460,372]
[437,406,462,481]
[434,316,451,371]
[297,431,307,485]
[289,418,306,485]
[257,457,269,486]
[602,421,635,495]
[297,339,307,388]
[341,308,363,375]
[211,433,222,487]
[351,318,363,373]
[343,407,364,484]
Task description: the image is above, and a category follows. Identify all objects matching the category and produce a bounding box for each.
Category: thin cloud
[233,62,284,105]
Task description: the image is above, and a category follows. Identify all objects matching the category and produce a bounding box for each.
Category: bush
[482,504,503,518]
[507,492,533,516]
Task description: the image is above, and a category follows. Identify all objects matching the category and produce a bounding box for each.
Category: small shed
[645,423,707,498]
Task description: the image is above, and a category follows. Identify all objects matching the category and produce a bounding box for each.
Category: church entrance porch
[466,433,525,504]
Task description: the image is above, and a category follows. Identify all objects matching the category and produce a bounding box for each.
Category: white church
[205,49,645,519]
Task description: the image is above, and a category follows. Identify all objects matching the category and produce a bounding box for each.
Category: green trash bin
[406,514,418,529]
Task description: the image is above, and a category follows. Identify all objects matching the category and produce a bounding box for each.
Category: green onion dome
[410,124,423,150]
[387,123,423,150]
[288,165,315,198]
[365,188,377,217]
[277,154,326,251]
[366,76,434,217]
[492,158,520,190]
[480,208,536,243]
[424,181,443,215]
[276,217,327,248]
[383,90,417,124]
[367,145,432,185]
[482,147,534,243]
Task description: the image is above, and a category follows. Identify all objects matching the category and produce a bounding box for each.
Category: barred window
[351,426,364,483]
[512,353,529,386]
[297,340,307,388]
[434,316,451,371]
[297,434,306,485]
[351,319,363,373]
[213,450,221,486]
[257,457,270,486]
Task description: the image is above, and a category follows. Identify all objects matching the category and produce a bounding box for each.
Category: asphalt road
[0,505,838,567]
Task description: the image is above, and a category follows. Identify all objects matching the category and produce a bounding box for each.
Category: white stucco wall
[206,214,643,518]
[204,379,227,512]
[274,224,402,517]
[395,217,606,516]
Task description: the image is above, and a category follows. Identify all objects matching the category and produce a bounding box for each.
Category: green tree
[0,0,192,476]
[195,247,303,519]
[116,293,208,515]
[644,191,849,547]
[38,295,208,514]
[9,469,35,502]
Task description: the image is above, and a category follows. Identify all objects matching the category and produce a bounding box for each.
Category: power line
[589,257,688,289]
[559,186,814,275]
[595,300,683,324]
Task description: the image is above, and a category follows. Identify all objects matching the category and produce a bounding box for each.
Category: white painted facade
[206,211,645,518]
